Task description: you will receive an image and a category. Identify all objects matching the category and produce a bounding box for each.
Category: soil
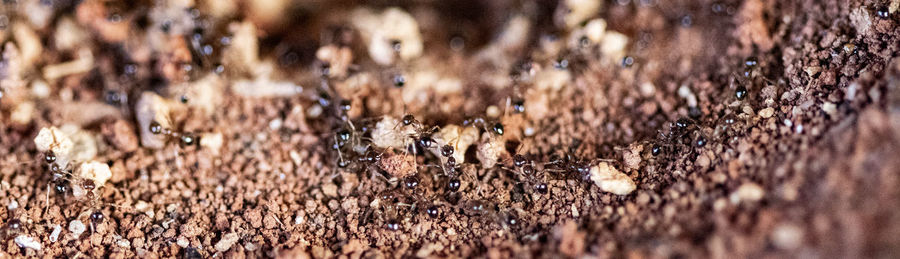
[2,0,900,258]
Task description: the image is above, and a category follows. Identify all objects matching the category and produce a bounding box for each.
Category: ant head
[744,57,758,69]
[149,121,163,135]
[440,145,454,157]
[416,135,434,149]
[694,135,708,148]
[44,151,57,164]
[674,118,693,132]
[553,58,569,70]
[90,211,104,224]
[363,150,380,164]
[82,180,96,191]
[425,205,440,218]
[512,99,525,114]
[385,219,400,231]
[463,200,488,216]
[54,180,68,194]
[402,114,416,126]
[379,190,397,202]
[513,154,527,167]
[734,75,749,100]
[317,92,332,107]
[575,161,591,177]
[392,74,405,88]
[505,212,519,226]
[337,129,352,143]
[534,182,548,194]
[463,117,485,127]
[180,133,197,146]
[339,100,351,113]
[447,177,461,192]
[403,176,419,189]
[492,122,504,136]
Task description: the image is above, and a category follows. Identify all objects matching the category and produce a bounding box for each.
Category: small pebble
[215,232,240,252]
[486,105,500,118]
[295,214,305,225]
[589,163,636,195]
[730,183,765,204]
[15,235,41,250]
[759,107,774,118]
[245,242,259,251]
[200,132,224,155]
[177,236,190,247]
[822,102,837,117]
[524,126,536,137]
[69,220,86,238]
[116,235,132,248]
[771,223,804,250]
[269,119,283,130]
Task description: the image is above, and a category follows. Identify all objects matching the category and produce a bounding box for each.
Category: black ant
[148,121,199,146]
[370,171,438,230]
[731,56,776,102]
[462,117,504,136]
[425,143,474,196]
[385,219,401,231]
[425,205,440,218]
[543,153,592,182]
[4,218,22,236]
[392,74,405,88]
[512,98,526,114]
[460,199,491,217]
[650,117,711,160]
[43,152,78,197]
[400,114,441,153]
[502,153,549,196]
[457,199,520,229]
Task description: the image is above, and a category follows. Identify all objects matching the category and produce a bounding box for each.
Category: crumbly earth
[1,0,900,258]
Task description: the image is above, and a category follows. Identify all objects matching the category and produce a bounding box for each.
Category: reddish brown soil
[2,0,900,258]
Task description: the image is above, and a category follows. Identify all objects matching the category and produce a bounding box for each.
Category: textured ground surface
[1,0,900,258]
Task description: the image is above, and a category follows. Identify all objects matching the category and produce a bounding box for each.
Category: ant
[542,152,593,182]
[40,153,131,238]
[43,152,105,201]
[43,152,80,197]
[422,143,476,196]
[649,117,711,160]
[397,114,441,154]
[462,117,505,137]
[370,168,444,231]
[501,151,549,196]
[148,121,199,146]
[731,56,776,102]
[457,199,521,229]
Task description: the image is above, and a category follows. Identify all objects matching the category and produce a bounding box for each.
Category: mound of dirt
[1,0,899,257]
